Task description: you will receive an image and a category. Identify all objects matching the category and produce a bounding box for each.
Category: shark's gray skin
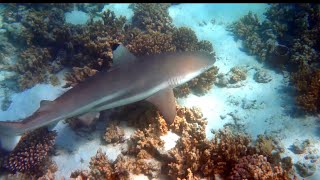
[0,45,216,151]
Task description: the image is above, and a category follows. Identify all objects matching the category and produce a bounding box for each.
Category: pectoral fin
[0,134,21,151]
[146,88,177,125]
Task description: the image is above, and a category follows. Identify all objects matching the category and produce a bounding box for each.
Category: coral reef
[291,65,320,112]
[13,47,54,90]
[215,66,247,88]
[73,103,294,179]
[109,101,168,136]
[103,123,125,144]
[229,4,320,113]
[254,69,272,83]
[0,128,57,177]
[126,29,176,56]
[70,149,161,180]
[228,154,288,180]
[130,3,173,33]
[63,66,98,88]
[229,66,247,84]
[172,27,198,52]
[113,154,161,179]
[88,148,115,180]
[228,11,277,61]
[295,161,316,178]
[291,139,311,154]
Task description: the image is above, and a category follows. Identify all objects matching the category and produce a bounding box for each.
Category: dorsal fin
[40,100,52,107]
[146,88,177,125]
[39,100,53,112]
[112,44,137,67]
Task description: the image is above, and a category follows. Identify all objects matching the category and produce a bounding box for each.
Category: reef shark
[0,45,216,151]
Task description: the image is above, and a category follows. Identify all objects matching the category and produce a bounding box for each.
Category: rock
[291,139,311,154]
[295,161,316,177]
[254,69,272,83]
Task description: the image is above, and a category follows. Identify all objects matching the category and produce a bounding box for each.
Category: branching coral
[172,27,199,52]
[131,3,174,33]
[291,65,320,112]
[228,11,278,61]
[88,148,115,180]
[113,154,161,179]
[126,29,176,56]
[63,66,98,88]
[229,66,247,84]
[228,154,288,180]
[103,123,125,144]
[71,149,161,180]
[110,101,168,136]
[13,47,54,90]
[0,128,57,177]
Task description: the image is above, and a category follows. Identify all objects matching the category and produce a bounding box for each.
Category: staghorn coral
[131,3,174,33]
[0,128,57,177]
[228,154,288,180]
[103,123,125,144]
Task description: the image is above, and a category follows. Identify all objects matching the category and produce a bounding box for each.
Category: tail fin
[0,121,23,151]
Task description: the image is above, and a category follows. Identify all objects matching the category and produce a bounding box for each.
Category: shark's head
[163,51,216,87]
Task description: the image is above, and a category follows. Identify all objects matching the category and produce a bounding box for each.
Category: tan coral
[63,66,98,88]
[229,66,247,84]
[103,123,125,144]
[228,154,288,180]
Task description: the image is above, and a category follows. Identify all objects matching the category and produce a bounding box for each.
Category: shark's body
[0,45,215,151]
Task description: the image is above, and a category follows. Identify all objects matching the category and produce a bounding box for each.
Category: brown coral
[131,3,174,33]
[13,46,54,90]
[228,154,288,180]
[126,29,176,57]
[103,123,125,144]
[0,128,57,177]
[229,66,247,84]
[63,66,98,88]
[291,64,320,112]
[172,27,198,52]
[88,148,115,180]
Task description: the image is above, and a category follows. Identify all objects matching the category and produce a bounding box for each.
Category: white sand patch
[160,131,179,151]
